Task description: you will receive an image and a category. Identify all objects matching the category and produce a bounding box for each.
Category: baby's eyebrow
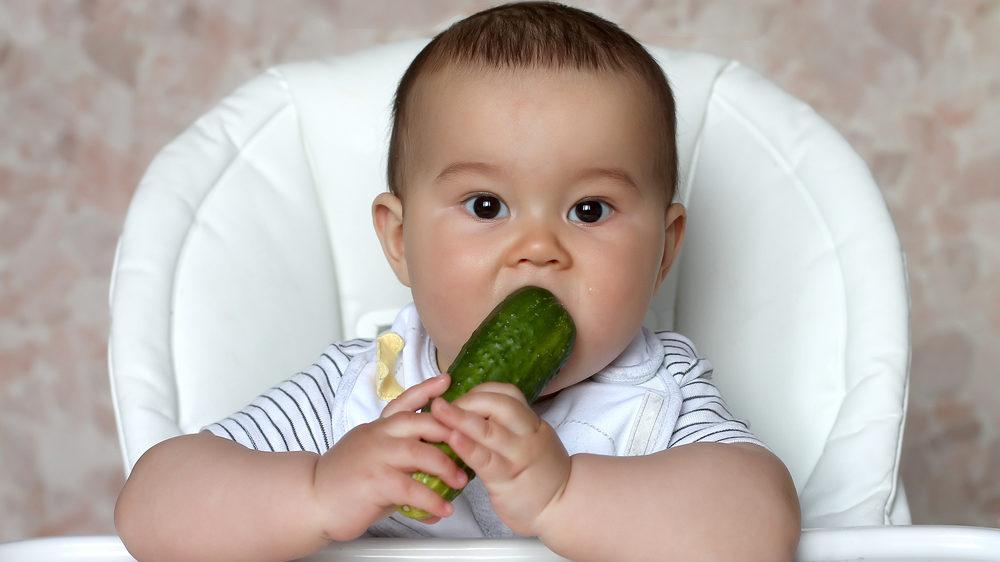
[435,161,503,183]
[574,166,639,191]
[435,161,639,191]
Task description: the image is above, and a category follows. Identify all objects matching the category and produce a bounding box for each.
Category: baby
[115,2,800,561]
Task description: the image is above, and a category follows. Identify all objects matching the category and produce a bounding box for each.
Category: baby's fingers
[390,438,469,491]
[380,411,454,445]
[431,398,516,479]
[437,389,539,436]
[381,374,451,418]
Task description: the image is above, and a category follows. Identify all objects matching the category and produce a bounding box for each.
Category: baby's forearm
[536,443,801,562]
[115,432,328,562]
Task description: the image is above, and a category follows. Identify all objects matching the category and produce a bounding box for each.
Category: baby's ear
[655,202,687,290]
[372,192,411,287]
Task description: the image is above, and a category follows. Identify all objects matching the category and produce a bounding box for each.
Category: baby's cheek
[575,286,650,363]
[416,285,494,371]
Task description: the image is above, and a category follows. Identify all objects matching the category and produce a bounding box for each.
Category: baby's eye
[568,199,612,224]
[462,194,509,220]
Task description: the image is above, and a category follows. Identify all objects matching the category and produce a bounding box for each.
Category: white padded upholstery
[108,39,911,528]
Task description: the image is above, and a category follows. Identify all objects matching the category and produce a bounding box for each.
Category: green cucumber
[396,286,576,520]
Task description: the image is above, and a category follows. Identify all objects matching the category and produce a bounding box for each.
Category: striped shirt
[205,340,364,454]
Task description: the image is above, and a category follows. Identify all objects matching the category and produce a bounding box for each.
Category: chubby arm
[115,432,327,562]
[116,374,464,562]
[537,443,801,562]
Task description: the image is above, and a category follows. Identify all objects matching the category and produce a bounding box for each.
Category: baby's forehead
[409,64,659,131]
[415,79,658,175]
[399,63,671,191]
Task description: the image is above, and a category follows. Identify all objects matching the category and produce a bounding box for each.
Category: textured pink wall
[1,0,998,541]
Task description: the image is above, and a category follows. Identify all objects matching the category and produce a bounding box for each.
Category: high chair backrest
[108,39,911,528]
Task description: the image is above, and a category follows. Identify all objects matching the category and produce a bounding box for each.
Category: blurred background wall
[1,0,998,541]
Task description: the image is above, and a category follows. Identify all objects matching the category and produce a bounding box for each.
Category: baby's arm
[115,374,465,562]
[115,431,326,562]
[537,444,801,562]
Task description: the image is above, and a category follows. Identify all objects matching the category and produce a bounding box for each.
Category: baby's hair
[386,1,678,204]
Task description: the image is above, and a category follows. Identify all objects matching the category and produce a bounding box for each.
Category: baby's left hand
[430,382,570,537]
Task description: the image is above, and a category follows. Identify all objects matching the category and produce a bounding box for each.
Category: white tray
[2,526,1000,561]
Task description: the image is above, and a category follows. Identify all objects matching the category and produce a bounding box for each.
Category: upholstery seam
[714,69,906,519]
[272,64,346,338]
[713,74,852,499]
[170,70,294,432]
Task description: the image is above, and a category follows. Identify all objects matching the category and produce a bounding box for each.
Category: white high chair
[107,39,923,559]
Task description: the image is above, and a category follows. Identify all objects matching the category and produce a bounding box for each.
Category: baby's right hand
[311,374,468,541]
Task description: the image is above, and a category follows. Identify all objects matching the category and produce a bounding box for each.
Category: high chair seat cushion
[109,39,910,528]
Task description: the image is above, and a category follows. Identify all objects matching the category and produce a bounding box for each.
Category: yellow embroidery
[375,332,405,401]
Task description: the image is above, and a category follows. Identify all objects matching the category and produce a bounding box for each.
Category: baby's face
[376,66,684,395]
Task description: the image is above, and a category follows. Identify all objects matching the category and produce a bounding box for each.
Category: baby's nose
[506,222,572,269]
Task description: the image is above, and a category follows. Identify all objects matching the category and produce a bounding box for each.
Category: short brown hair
[386,1,678,204]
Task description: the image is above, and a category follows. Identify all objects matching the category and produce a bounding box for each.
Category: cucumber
[397,286,576,520]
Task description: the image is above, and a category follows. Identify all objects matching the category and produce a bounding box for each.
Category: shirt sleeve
[657,333,770,451]
[203,340,368,453]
